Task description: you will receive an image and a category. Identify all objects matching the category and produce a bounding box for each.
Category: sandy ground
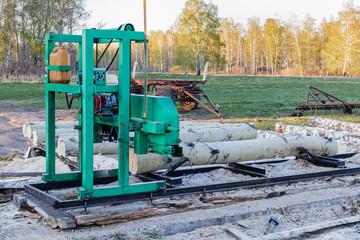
[1,176,360,239]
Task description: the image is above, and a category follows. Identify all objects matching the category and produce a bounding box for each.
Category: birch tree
[220,18,239,74]
[322,2,360,76]
[245,17,263,75]
[263,18,283,75]
[174,0,221,75]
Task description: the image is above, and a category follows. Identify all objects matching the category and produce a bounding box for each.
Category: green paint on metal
[47,65,72,71]
[47,83,81,94]
[44,28,182,199]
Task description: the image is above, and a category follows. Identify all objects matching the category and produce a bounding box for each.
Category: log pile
[276,123,360,144]
[22,120,340,174]
[276,116,360,152]
[308,116,360,133]
[22,121,79,146]
[22,121,258,157]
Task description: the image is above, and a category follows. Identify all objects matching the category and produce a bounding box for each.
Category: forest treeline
[1,0,360,80]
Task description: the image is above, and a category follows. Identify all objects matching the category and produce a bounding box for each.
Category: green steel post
[118,38,131,186]
[44,34,56,181]
[81,30,95,193]
[78,42,83,171]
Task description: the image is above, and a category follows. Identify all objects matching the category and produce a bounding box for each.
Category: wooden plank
[25,194,76,229]
[226,227,252,240]
[68,201,176,226]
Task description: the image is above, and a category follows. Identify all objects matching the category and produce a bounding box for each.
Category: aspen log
[308,117,360,133]
[180,121,256,129]
[179,124,257,142]
[23,121,78,127]
[24,121,78,139]
[129,136,338,174]
[36,125,256,150]
[278,123,360,144]
[57,138,118,157]
[257,130,284,139]
[22,123,29,137]
[32,129,79,145]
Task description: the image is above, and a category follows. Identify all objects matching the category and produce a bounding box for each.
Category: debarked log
[32,129,79,145]
[308,116,360,133]
[24,121,78,139]
[180,121,256,129]
[129,136,338,174]
[179,124,257,142]
[57,138,118,157]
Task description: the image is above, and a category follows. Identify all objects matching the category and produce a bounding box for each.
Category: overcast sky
[85,0,359,31]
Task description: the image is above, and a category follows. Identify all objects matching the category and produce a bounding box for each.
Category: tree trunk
[32,129,79,145]
[48,124,256,154]
[57,138,118,157]
[257,130,283,139]
[180,121,255,128]
[179,124,257,142]
[308,117,360,133]
[37,0,44,79]
[130,136,338,174]
[24,121,78,139]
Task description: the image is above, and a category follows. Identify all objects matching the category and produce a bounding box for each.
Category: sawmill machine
[43,24,182,199]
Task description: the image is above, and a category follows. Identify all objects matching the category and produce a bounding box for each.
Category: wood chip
[6,150,18,161]
[200,230,215,237]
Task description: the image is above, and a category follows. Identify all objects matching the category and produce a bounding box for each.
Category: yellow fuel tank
[49,47,70,84]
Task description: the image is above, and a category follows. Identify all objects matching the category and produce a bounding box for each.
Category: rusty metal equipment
[131,63,224,119]
[294,85,360,115]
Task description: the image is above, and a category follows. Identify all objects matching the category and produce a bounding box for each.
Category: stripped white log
[22,123,29,137]
[257,130,284,139]
[277,123,360,144]
[24,121,78,139]
[308,116,360,133]
[180,121,255,129]
[23,121,78,127]
[32,129,79,144]
[130,136,338,174]
[39,125,255,152]
[179,124,257,142]
[57,138,118,157]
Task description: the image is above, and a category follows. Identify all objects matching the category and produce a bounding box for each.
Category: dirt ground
[1,107,360,239]
[0,107,77,157]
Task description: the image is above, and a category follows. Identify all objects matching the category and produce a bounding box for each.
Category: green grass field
[1,74,360,129]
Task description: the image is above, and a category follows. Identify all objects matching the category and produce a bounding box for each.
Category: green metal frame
[43,28,182,199]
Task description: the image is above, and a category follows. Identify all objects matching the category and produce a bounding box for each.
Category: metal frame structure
[43,27,182,200]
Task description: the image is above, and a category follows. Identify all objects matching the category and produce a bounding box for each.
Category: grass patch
[0,82,78,109]
[1,75,360,130]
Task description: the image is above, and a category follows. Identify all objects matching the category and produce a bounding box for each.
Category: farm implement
[130,62,224,119]
[294,85,360,115]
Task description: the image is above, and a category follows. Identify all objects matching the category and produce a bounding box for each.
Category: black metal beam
[25,166,360,209]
